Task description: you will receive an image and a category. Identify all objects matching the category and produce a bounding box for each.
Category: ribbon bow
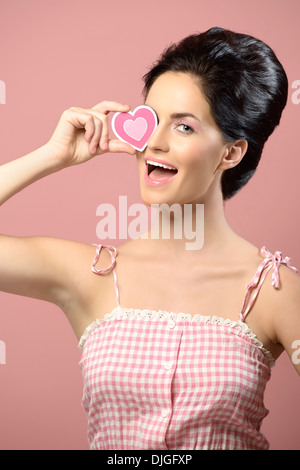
[91,244,120,308]
[91,244,117,275]
[240,246,298,321]
[258,246,298,289]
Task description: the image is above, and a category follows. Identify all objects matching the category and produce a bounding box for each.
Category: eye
[175,122,194,134]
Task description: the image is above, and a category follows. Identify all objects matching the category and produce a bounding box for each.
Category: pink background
[1,0,300,450]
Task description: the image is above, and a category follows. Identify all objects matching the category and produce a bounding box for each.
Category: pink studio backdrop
[1,0,300,450]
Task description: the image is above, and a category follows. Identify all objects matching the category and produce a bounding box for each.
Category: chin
[139,192,166,207]
[140,189,185,208]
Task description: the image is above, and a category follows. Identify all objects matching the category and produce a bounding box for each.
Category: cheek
[177,144,210,173]
[174,140,200,165]
[178,138,224,174]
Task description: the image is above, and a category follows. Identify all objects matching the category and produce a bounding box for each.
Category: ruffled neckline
[78,306,276,368]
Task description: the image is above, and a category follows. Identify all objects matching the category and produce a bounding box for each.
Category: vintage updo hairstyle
[142,27,288,200]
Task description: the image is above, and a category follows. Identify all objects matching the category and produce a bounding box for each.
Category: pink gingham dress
[78,245,297,450]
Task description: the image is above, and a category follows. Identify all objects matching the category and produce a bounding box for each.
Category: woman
[1,27,300,450]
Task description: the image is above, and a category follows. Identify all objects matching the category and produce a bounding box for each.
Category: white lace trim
[78,306,275,367]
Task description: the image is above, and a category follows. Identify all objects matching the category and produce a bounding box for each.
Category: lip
[144,156,178,170]
[143,156,178,187]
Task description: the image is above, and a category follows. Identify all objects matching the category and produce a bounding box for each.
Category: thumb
[107,139,136,155]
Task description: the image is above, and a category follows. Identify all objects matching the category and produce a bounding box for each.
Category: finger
[107,139,136,155]
[99,115,109,152]
[84,115,95,143]
[88,114,109,153]
[89,117,103,155]
[91,101,131,115]
[63,108,93,130]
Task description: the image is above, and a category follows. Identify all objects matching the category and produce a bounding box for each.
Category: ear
[218,140,248,171]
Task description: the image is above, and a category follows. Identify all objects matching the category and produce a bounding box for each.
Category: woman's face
[136,71,232,207]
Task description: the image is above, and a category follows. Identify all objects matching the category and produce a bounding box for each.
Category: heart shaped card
[111,105,158,151]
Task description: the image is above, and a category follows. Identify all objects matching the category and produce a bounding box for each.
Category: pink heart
[123,117,147,141]
[112,105,158,151]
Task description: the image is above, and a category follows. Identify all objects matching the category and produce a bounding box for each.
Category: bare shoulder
[272,262,300,325]
[271,262,300,374]
[41,237,120,337]
[0,235,115,338]
[47,237,117,297]
[277,261,300,290]
[259,254,300,308]
[249,248,300,366]
[246,243,300,316]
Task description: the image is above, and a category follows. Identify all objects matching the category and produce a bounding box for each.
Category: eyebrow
[169,112,201,123]
[145,104,203,124]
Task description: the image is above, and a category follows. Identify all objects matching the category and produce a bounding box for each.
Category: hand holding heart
[46,101,156,169]
[47,101,137,168]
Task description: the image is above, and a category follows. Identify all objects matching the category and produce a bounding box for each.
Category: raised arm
[0,101,134,205]
[0,101,135,309]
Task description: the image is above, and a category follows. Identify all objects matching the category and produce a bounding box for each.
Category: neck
[141,189,239,256]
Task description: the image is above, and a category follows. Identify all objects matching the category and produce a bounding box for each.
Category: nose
[146,122,169,153]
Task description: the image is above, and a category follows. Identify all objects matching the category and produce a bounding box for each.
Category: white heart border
[111,105,158,151]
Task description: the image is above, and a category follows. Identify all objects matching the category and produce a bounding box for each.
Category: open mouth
[146,159,178,180]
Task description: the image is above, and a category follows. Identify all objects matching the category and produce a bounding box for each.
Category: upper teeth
[146,160,176,170]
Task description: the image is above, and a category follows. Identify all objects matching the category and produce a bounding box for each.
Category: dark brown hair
[143,27,288,200]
